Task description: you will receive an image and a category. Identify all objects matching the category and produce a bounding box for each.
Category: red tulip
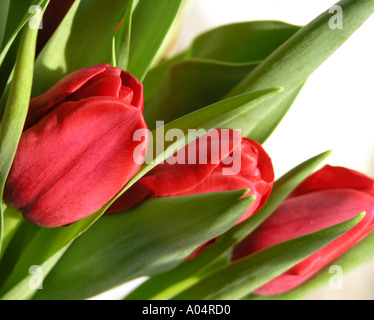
[4,64,148,228]
[232,165,374,295]
[109,129,274,226]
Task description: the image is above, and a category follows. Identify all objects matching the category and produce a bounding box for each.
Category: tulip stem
[0,19,38,258]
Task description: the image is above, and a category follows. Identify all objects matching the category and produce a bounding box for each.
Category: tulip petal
[5,97,148,227]
[108,130,274,227]
[181,138,274,223]
[233,189,374,295]
[67,75,124,102]
[108,129,243,212]
[26,64,110,128]
[291,165,374,197]
[120,70,144,111]
[65,67,143,110]
[26,64,144,129]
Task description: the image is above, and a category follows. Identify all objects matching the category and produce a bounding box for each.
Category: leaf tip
[245,194,256,203]
[345,211,366,230]
[323,150,333,157]
[357,211,366,222]
[274,86,284,93]
[240,188,251,197]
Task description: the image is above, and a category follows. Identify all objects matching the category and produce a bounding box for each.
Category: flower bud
[232,165,374,295]
[4,64,148,228]
[109,129,274,225]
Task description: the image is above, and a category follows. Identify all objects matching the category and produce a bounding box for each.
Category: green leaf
[144,59,258,130]
[0,0,10,49]
[143,21,300,122]
[0,87,279,300]
[0,1,48,105]
[33,191,253,300]
[32,0,130,97]
[0,0,46,67]
[225,0,374,141]
[186,21,300,64]
[0,223,72,299]
[224,84,305,141]
[143,52,186,103]
[113,0,138,70]
[172,213,365,300]
[0,34,19,111]
[145,20,300,87]
[0,220,42,288]
[0,23,38,257]
[125,151,331,300]
[127,0,184,81]
[247,231,374,300]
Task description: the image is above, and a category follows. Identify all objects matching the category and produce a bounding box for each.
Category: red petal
[67,75,123,101]
[119,87,134,105]
[5,97,148,227]
[181,138,274,224]
[109,130,274,225]
[291,165,374,197]
[232,189,374,295]
[26,64,110,128]
[120,71,144,111]
[108,130,242,213]
[26,65,144,129]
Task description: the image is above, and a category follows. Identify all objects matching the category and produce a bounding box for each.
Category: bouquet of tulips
[0,0,373,301]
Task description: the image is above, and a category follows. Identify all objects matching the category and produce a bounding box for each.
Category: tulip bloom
[232,165,374,295]
[109,129,274,225]
[4,64,148,228]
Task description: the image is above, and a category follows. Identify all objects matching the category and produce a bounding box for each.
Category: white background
[95,0,374,300]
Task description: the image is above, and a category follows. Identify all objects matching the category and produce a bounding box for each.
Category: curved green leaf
[0,0,47,67]
[187,21,300,64]
[172,213,365,300]
[144,59,258,130]
[143,52,186,103]
[144,21,300,122]
[0,0,10,49]
[127,0,184,81]
[0,23,38,257]
[113,0,138,69]
[225,83,305,141]
[0,1,48,105]
[34,191,253,300]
